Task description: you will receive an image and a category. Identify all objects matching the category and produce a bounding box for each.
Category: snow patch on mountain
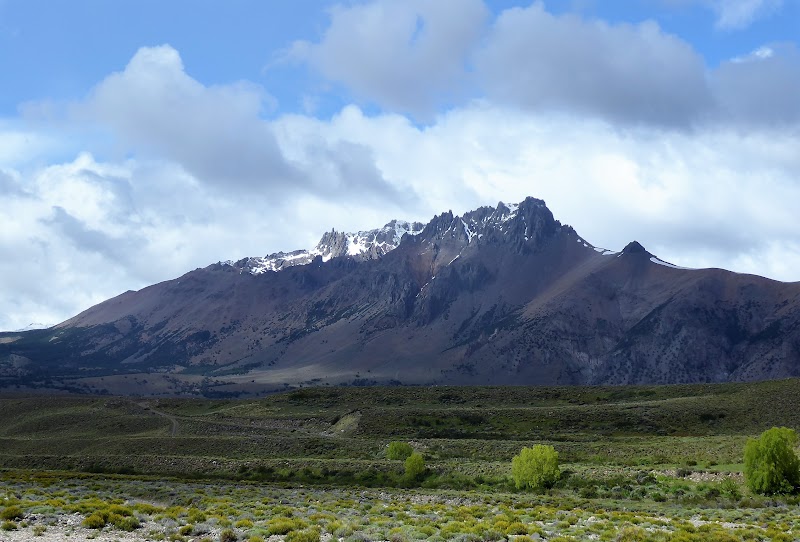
[650,256,693,270]
[227,219,425,275]
[12,323,51,332]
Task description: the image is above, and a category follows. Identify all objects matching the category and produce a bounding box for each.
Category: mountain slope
[2,197,799,396]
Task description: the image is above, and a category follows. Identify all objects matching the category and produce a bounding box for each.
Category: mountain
[2,197,799,396]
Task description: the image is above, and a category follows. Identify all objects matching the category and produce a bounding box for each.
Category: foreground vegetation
[1,379,800,540]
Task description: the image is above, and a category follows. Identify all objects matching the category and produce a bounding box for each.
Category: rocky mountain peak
[620,241,651,256]
[413,197,556,246]
[225,198,565,277]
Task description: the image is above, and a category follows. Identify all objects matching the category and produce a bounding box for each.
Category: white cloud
[712,43,800,126]
[76,45,298,191]
[707,0,783,30]
[294,1,799,130]
[72,45,412,204]
[0,122,59,167]
[289,0,489,118]
[475,2,711,126]
[731,45,775,62]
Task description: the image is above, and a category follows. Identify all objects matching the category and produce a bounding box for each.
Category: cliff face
[2,197,799,395]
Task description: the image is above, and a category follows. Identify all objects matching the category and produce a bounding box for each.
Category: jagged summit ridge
[223,197,691,278]
[223,197,619,275]
[225,198,541,275]
[228,219,425,275]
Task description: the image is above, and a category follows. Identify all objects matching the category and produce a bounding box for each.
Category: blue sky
[0,1,326,115]
[1,0,799,330]
[2,0,797,116]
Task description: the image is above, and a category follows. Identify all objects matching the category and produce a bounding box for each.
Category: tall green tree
[744,427,800,495]
[404,452,426,481]
[511,445,560,491]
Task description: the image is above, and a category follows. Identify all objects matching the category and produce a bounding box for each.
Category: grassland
[1,380,800,541]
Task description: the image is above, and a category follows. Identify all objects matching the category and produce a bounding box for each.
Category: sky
[1,0,799,331]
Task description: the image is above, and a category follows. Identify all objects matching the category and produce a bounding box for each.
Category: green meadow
[1,379,800,540]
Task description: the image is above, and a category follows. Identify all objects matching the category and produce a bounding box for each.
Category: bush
[511,445,560,491]
[82,512,107,529]
[744,427,800,495]
[387,441,414,460]
[220,528,238,542]
[404,452,426,481]
[111,514,140,531]
[286,528,321,542]
[268,517,306,535]
[719,478,741,501]
[0,506,23,521]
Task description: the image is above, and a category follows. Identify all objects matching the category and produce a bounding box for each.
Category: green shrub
[615,525,649,541]
[220,528,238,542]
[387,441,414,460]
[286,527,321,542]
[404,452,426,481]
[1,520,17,531]
[744,427,800,495]
[82,512,107,529]
[0,505,23,521]
[504,522,528,535]
[267,517,306,535]
[188,508,207,523]
[719,478,741,501]
[108,504,133,516]
[111,514,141,531]
[511,445,560,491]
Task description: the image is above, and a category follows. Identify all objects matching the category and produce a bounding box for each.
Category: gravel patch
[0,513,191,542]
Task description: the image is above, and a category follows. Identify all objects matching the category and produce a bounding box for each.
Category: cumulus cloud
[711,43,800,127]
[0,125,58,167]
[295,1,799,130]
[475,2,710,127]
[75,45,411,204]
[289,0,489,118]
[76,45,298,191]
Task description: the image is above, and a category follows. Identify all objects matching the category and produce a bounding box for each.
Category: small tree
[404,452,425,481]
[387,441,414,460]
[744,427,800,495]
[511,445,560,491]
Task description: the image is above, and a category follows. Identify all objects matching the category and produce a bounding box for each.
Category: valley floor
[1,469,799,542]
[2,381,800,541]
